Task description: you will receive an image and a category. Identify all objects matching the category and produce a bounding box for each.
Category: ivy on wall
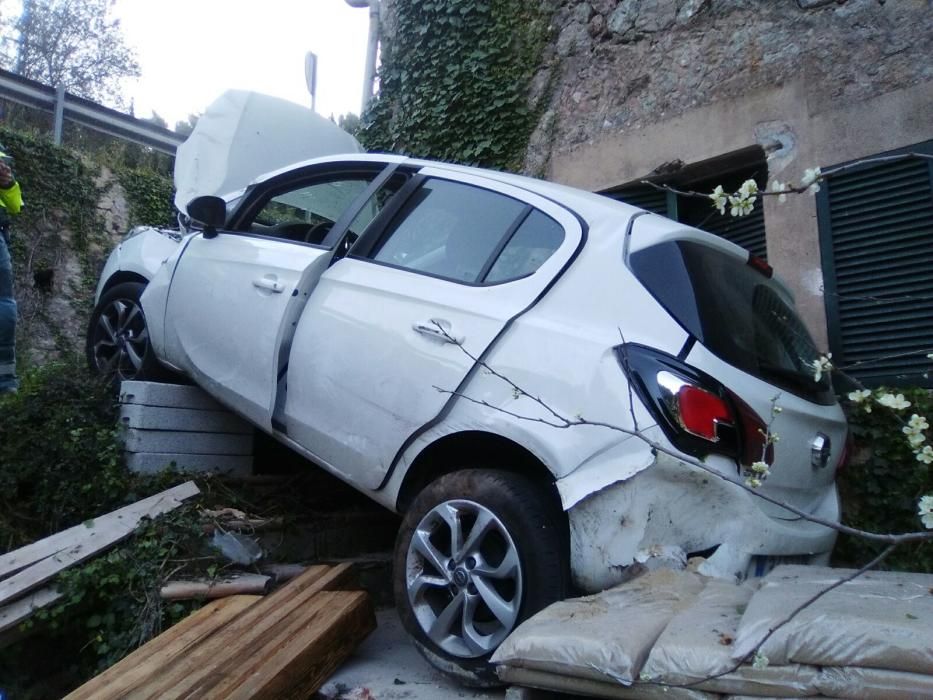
[117,167,176,229]
[360,0,554,172]
[0,126,175,364]
[0,127,103,258]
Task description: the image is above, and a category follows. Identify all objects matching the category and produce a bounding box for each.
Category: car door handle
[412,320,463,345]
[253,277,285,293]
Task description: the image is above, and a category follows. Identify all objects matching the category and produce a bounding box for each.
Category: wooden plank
[203,590,375,700]
[498,666,714,700]
[64,595,261,700]
[0,481,201,581]
[0,587,61,636]
[125,564,353,700]
[0,481,200,606]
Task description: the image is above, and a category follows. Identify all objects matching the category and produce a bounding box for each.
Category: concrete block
[124,428,254,456]
[126,452,253,476]
[120,380,225,411]
[119,404,252,434]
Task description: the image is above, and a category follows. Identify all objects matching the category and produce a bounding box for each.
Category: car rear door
[283,167,584,489]
[162,165,389,429]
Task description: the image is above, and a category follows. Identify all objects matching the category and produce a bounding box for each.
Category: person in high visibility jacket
[0,144,23,394]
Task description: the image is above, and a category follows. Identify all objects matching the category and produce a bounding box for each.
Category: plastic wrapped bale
[732,565,933,673]
[491,569,706,686]
[814,666,933,699]
[642,578,820,697]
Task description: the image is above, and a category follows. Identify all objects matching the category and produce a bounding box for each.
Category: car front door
[162,166,388,429]
[283,167,584,489]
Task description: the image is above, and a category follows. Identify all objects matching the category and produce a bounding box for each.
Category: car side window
[483,209,565,284]
[370,178,527,283]
[247,177,375,245]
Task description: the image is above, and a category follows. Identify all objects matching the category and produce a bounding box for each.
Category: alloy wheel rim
[406,499,523,658]
[91,297,149,380]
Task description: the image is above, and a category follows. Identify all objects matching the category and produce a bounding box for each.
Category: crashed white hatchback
[87,91,847,684]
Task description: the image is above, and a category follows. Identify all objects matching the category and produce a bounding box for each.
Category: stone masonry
[525,0,933,178]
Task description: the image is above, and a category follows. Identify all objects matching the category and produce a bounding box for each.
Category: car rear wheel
[394,469,567,686]
[86,281,163,385]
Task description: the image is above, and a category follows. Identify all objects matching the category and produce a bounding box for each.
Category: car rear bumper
[565,449,839,592]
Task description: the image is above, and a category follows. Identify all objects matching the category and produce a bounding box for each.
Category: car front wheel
[394,469,567,686]
[86,281,163,385]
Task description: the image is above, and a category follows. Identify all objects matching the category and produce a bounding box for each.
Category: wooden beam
[64,595,261,700]
[203,591,374,700]
[123,564,354,700]
[0,481,200,606]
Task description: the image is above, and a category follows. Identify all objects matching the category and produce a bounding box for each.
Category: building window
[600,146,769,260]
[817,140,933,387]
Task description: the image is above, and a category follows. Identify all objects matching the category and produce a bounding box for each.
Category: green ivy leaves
[836,387,933,572]
[360,0,553,172]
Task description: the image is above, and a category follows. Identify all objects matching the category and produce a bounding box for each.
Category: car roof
[242,152,644,225]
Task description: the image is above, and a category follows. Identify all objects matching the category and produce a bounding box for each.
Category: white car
[88,152,847,684]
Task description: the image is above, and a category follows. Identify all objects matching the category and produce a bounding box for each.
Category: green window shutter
[602,170,768,260]
[817,144,933,386]
[694,204,767,260]
[603,183,670,215]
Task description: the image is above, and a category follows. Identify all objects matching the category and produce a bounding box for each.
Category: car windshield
[631,239,835,404]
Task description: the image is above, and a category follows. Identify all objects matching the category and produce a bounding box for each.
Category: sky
[111,0,371,127]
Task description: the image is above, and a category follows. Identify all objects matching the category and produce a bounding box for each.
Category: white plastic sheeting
[173,90,362,213]
[732,565,933,673]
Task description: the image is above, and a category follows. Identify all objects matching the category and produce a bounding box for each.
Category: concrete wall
[545,79,932,347]
[523,0,933,346]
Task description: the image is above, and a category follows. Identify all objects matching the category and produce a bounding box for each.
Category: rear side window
[631,240,835,404]
[372,178,526,283]
[485,210,565,284]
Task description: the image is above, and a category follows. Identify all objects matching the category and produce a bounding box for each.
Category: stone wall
[520,0,933,346]
[525,0,933,179]
[15,168,128,366]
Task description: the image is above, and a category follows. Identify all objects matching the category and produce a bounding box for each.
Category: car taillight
[617,344,772,470]
[658,373,733,441]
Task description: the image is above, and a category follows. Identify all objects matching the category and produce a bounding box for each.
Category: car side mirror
[186,196,226,239]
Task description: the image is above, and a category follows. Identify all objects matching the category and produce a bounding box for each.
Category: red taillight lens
[747,255,773,278]
[676,384,733,441]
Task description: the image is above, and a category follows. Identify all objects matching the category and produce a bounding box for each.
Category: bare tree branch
[644,543,898,690]
[430,322,933,546]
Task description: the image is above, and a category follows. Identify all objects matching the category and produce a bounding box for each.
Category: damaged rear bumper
[560,443,839,592]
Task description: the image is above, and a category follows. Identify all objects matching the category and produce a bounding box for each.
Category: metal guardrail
[0,68,184,155]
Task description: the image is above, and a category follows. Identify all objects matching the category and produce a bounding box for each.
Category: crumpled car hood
[173,89,363,213]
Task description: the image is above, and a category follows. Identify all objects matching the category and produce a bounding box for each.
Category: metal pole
[52,84,65,145]
[360,0,380,113]
[305,51,318,112]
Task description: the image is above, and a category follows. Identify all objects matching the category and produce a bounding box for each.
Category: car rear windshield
[630,240,835,405]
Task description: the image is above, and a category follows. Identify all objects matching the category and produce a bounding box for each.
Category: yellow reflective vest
[0,180,22,216]
[0,146,22,217]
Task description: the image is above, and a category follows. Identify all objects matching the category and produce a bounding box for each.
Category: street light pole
[345,0,380,114]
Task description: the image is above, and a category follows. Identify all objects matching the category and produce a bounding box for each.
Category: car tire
[394,469,568,686]
[86,281,165,385]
